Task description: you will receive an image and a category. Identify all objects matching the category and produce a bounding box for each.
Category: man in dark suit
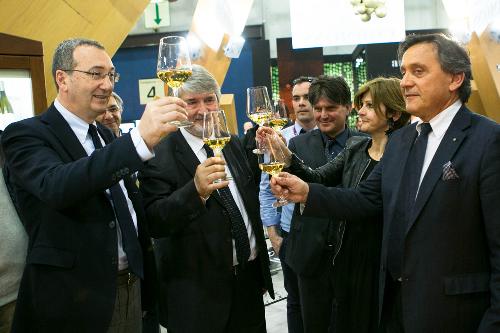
[271,33,500,333]
[1,38,188,332]
[138,64,274,333]
[285,76,366,332]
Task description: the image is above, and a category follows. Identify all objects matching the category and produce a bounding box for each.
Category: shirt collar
[54,99,96,145]
[180,127,205,155]
[416,99,462,140]
[320,126,348,146]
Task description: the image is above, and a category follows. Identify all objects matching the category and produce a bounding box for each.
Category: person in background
[263,77,410,332]
[139,64,273,333]
[96,91,123,137]
[0,131,28,333]
[1,37,187,332]
[259,76,316,332]
[271,33,500,333]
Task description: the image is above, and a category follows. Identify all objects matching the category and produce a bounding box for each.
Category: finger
[206,171,228,183]
[154,96,187,108]
[204,157,226,167]
[207,180,230,191]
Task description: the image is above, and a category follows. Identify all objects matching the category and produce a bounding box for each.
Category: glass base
[168,120,193,128]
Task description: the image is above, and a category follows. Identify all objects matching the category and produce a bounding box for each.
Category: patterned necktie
[204,144,251,266]
[387,123,432,280]
[88,124,143,278]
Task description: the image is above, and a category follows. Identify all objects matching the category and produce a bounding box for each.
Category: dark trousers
[279,229,304,333]
[225,259,267,333]
[381,277,405,333]
[297,250,336,333]
[107,269,142,333]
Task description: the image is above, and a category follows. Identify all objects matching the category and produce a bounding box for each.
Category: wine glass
[258,133,288,207]
[157,35,193,127]
[246,86,273,154]
[270,99,289,131]
[202,110,233,182]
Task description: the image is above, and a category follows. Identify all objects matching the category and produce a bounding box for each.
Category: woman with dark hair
[259,76,410,332]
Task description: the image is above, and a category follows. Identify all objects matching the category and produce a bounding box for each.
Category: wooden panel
[0,0,150,105]
[220,94,238,135]
[0,33,43,56]
[276,38,323,120]
[467,28,500,122]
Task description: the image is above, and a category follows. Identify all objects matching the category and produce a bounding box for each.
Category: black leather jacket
[287,135,374,264]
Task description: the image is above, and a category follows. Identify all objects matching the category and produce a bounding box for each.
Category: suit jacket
[303,106,500,332]
[1,104,157,332]
[139,130,274,332]
[285,128,365,276]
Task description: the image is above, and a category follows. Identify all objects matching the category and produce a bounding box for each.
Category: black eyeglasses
[292,76,316,85]
[61,69,120,84]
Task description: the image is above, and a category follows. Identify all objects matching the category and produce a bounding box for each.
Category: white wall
[129,0,450,57]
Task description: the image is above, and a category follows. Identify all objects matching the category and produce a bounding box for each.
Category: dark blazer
[1,104,156,332]
[139,131,274,332]
[285,128,365,275]
[303,106,500,332]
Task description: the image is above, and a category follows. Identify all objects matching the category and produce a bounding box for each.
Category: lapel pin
[452,138,456,142]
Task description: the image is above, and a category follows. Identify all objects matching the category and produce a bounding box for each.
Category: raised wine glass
[258,133,289,207]
[157,35,193,127]
[202,110,233,182]
[246,86,273,154]
[269,99,289,131]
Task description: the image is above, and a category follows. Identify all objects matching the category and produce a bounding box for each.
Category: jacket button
[109,221,116,229]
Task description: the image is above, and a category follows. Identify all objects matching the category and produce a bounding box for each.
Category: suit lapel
[40,104,88,160]
[385,125,418,230]
[309,130,328,167]
[407,107,471,232]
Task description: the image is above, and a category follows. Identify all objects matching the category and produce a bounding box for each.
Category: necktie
[325,138,336,162]
[88,124,143,278]
[204,144,251,266]
[299,128,306,135]
[387,123,432,280]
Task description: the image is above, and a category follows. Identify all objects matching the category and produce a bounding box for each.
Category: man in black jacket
[285,76,367,332]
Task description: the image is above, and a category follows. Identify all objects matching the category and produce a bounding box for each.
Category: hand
[138,97,188,149]
[267,226,283,255]
[194,157,229,199]
[255,126,274,146]
[270,172,309,203]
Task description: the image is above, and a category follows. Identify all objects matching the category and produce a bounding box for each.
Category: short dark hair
[308,75,351,107]
[398,33,471,103]
[292,76,316,87]
[52,38,105,89]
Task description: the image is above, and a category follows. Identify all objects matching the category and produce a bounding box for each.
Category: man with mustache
[139,64,274,333]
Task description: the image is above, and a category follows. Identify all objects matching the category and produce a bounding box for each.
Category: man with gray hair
[271,33,500,333]
[139,64,274,332]
[2,38,187,332]
[97,91,124,137]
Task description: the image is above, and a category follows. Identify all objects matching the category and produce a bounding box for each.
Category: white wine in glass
[269,99,289,131]
[202,110,233,182]
[258,134,289,207]
[157,35,193,127]
[246,86,273,154]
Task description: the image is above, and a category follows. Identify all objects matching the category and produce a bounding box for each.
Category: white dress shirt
[180,128,257,265]
[416,99,462,190]
[55,99,154,271]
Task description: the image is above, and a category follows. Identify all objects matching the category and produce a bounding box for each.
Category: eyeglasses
[62,69,120,84]
[292,76,316,85]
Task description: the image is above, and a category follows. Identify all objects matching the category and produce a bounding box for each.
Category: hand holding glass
[202,110,233,182]
[258,134,289,207]
[157,36,193,127]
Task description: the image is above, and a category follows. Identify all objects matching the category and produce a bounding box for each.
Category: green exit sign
[145,2,170,29]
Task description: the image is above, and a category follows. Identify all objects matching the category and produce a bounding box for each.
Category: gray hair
[178,64,221,100]
[52,38,105,89]
[111,92,124,111]
[398,33,471,103]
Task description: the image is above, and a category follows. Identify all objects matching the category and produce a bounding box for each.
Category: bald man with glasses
[1,38,188,332]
